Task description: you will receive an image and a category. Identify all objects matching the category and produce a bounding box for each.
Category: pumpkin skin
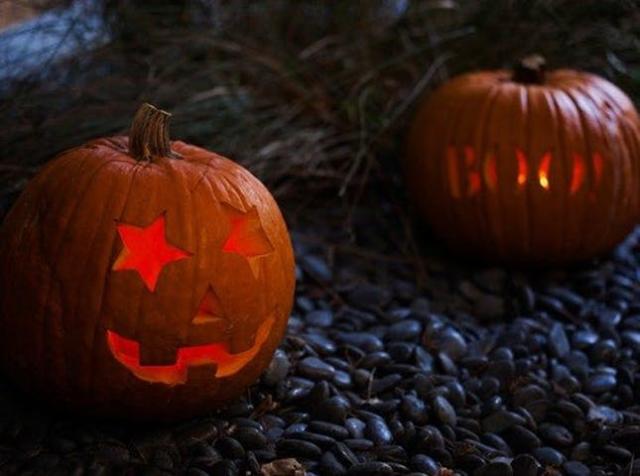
[0,104,295,420]
[407,58,640,265]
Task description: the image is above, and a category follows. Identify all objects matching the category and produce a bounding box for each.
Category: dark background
[1,2,640,476]
[2,1,639,218]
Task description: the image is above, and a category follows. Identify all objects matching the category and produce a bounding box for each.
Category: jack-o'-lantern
[0,104,295,420]
[406,55,640,265]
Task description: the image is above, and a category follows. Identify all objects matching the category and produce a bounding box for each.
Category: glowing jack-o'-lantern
[0,104,295,420]
[407,55,640,265]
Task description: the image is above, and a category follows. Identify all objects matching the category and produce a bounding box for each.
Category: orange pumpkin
[0,104,295,420]
[407,56,640,265]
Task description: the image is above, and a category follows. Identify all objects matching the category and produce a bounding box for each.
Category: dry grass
[1,0,639,212]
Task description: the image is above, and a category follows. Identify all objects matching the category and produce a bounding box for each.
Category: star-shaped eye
[113,213,192,291]
[222,205,274,277]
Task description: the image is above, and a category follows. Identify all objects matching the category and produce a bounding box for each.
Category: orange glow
[483,153,497,191]
[192,286,225,325]
[107,315,275,385]
[515,149,528,187]
[570,153,585,195]
[223,206,274,258]
[113,214,191,291]
[538,152,551,190]
[446,146,461,198]
[464,146,480,196]
[593,152,603,185]
[223,205,274,278]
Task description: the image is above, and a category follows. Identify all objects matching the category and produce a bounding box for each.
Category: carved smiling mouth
[107,315,275,385]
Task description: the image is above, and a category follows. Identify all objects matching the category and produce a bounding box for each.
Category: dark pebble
[433,395,457,427]
[482,410,525,433]
[571,442,591,461]
[299,357,336,380]
[387,342,415,362]
[153,448,175,470]
[333,441,360,466]
[584,373,617,394]
[231,426,268,450]
[415,346,435,371]
[334,370,352,387]
[346,462,394,476]
[321,451,347,476]
[533,446,566,466]
[336,332,384,352]
[215,437,245,459]
[479,376,501,397]
[188,469,211,476]
[427,327,468,360]
[603,444,632,462]
[210,460,238,476]
[512,384,546,408]
[563,461,591,476]
[308,421,349,440]
[474,461,513,476]
[277,438,322,458]
[287,430,335,448]
[305,333,338,354]
[588,405,622,425]
[549,323,570,357]
[344,438,374,450]
[365,416,393,445]
[486,360,515,385]
[283,423,307,436]
[539,423,574,447]
[622,330,640,351]
[263,350,291,386]
[505,425,541,450]
[572,329,599,349]
[387,320,422,341]
[360,351,392,369]
[317,396,350,423]
[95,444,130,464]
[301,255,332,282]
[401,394,428,424]
[598,309,621,328]
[446,380,466,407]
[511,454,542,476]
[591,339,618,363]
[296,296,315,312]
[437,351,458,375]
[370,374,402,394]
[191,444,222,468]
[306,309,334,327]
[411,454,439,475]
[345,418,366,439]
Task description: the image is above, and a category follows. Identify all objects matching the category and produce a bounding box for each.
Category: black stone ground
[0,201,639,476]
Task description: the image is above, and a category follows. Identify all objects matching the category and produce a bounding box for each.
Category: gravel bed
[1,206,640,476]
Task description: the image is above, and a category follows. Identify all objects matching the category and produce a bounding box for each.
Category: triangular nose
[189,286,231,345]
[192,285,225,324]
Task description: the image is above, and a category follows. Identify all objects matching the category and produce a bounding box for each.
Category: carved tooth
[186,363,218,382]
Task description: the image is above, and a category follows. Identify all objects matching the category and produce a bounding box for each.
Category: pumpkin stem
[512,54,546,84]
[129,103,176,161]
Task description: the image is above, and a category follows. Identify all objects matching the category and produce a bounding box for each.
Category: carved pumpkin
[407,56,640,265]
[0,104,295,420]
